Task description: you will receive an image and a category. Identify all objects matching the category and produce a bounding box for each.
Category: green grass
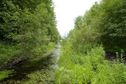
[0,70,13,81]
[55,42,126,84]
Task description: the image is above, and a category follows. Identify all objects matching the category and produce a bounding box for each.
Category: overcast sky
[53,0,100,37]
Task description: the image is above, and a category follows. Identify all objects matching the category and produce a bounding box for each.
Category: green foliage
[55,42,126,84]
[0,43,21,65]
[0,0,59,64]
[68,0,126,53]
[0,70,12,81]
[100,0,126,51]
[22,69,53,84]
[55,0,126,83]
[0,0,59,81]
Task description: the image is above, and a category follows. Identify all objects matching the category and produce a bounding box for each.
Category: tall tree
[0,0,59,63]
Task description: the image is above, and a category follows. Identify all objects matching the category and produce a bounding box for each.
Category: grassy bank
[55,42,126,84]
[0,42,56,83]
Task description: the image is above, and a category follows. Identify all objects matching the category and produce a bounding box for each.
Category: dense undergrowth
[55,0,126,84]
[55,42,126,84]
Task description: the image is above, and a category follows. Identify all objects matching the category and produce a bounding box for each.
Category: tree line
[68,0,126,59]
[0,0,59,66]
[55,0,126,83]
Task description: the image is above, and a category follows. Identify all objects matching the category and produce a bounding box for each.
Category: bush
[55,43,126,84]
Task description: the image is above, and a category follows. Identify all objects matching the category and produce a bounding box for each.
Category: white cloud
[53,0,100,37]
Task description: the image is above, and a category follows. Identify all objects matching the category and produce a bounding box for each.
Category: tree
[0,0,59,64]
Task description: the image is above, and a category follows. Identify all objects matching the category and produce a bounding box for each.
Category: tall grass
[55,42,126,84]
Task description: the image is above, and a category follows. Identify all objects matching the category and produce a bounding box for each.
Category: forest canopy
[68,0,126,54]
[0,0,59,65]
